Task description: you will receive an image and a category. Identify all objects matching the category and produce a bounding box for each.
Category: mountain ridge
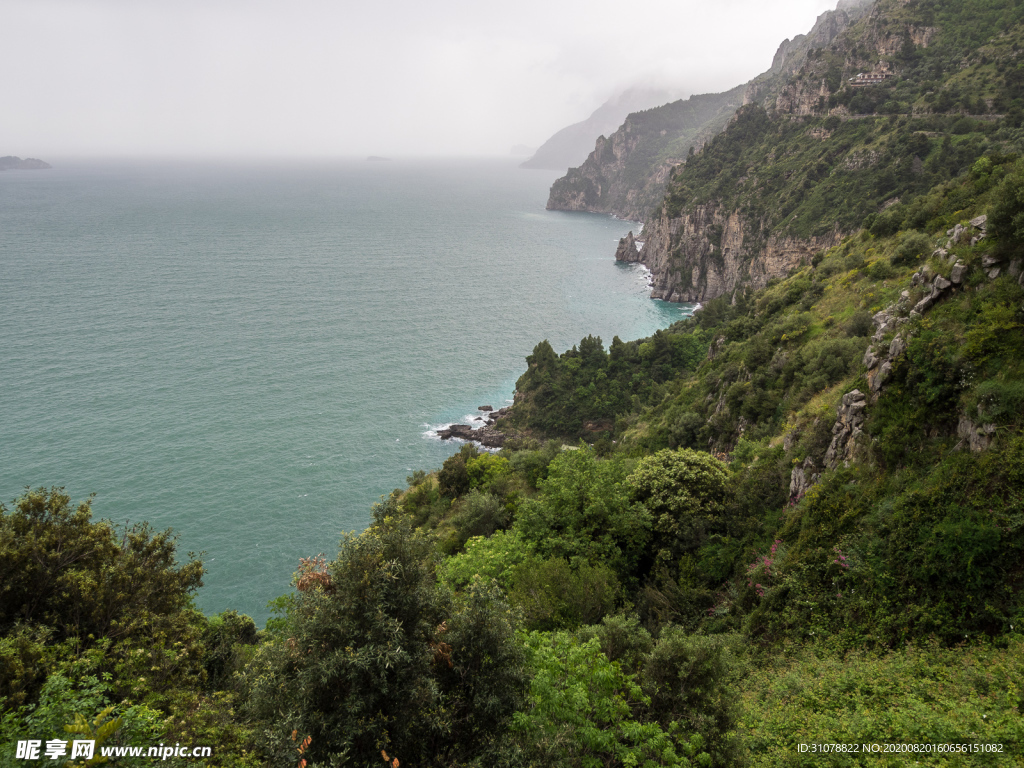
[521,87,688,171]
[611,0,1024,304]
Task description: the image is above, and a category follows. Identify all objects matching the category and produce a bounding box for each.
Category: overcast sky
[3,0,838,157]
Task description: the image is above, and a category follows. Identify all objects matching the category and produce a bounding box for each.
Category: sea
[0,157,693,624]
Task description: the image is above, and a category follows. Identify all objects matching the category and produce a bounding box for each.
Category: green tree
[438,445,476,498]
[641,629,742,768]
[0,488,205,707]
[0,487,203,644]
[989,165,1024,252]
[244,510,527,767]
[627,450,729,574]
[511,631,708,767]
[516,448,652,580]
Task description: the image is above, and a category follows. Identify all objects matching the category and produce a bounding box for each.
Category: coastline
[434,406,513,449]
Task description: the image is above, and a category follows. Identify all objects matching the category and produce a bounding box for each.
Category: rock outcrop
[790,457,820,500]
[823,390,868,470]
[437,408,512,448]
[614,231,643,263]
[956,414,997,453]
[438,423,506,448]
[745,4,865,114]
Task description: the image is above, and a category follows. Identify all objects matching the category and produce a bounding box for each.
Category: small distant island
[366,155,391,162]
[0,156,51,171]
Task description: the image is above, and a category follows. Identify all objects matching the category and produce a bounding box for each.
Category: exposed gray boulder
[824,390,867,470]
[950,261,967,284]
[956,416,996,453]
[706,336,726,361]
[789,457,819,499]
[912,296,934,314]
[888,334,907,359]
[869,360,893,395]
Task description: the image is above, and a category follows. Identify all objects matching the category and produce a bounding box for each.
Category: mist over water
[1,157,690,623]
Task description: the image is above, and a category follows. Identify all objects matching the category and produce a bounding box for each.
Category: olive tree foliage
[243,501,528,767]
[627,450,730,574]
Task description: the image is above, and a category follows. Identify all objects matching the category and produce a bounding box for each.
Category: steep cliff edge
[618,205,841,302]
[615,0,1023,305]
[546,87,744,220]
[546,1,869,223]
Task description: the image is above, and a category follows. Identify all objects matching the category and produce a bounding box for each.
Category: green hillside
[660,0,1024,242]
[546,86,745,220]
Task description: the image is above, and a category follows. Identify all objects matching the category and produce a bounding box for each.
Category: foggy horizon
[5,0,838,159]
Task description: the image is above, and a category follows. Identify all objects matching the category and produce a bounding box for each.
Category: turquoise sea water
[1,157,691,623]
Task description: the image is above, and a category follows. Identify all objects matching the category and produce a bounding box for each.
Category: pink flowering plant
[745,539,786,600]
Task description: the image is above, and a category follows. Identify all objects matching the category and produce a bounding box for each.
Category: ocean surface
[0,157,692,623]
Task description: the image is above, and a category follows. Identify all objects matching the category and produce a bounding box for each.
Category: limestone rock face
[629,205,841,303]
[868,360,893,395]
[789,457,819,500]
[950,261,968,284]
[824,390,867,470]
[614,231,643,264]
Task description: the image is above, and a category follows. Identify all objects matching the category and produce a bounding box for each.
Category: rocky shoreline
[437,406,512,448]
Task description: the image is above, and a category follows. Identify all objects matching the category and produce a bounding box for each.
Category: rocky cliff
[616,205,842,302]
[545,87,744,221]
[546,0,872,224]
[608,0,993,307]
[743,0,871,113]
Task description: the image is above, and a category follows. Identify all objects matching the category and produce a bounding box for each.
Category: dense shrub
[244,511,527,767]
